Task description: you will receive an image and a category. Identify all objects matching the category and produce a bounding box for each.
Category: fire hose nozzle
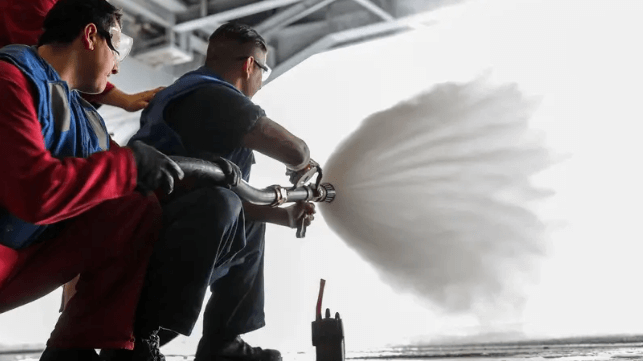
[317,183,336,203]
[296,183,336,238]
[169,156,336,238]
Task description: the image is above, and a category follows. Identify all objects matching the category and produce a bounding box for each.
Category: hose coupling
[270,185,289,207]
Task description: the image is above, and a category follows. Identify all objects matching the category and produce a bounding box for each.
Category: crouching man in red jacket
[0,0,164,112]
[0,0,184,360]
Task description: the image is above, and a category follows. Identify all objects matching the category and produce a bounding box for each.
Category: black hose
[170,156,226,181]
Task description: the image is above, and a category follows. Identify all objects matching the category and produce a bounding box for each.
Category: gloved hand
[197,152,242,188]
[284,202,316,229]
[128,140,184,194]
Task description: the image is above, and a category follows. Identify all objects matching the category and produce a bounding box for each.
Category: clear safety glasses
[99,26,133,63]
[255,59,272,82]
[237,56,272,82]
[109,27,133,63]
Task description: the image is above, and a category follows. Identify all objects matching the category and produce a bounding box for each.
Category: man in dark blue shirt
[110,22,317,361]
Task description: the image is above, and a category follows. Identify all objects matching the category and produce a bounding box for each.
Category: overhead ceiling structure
[111,0,462,82]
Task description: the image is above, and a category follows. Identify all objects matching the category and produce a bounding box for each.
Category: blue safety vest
[130,66,255,182]
[0,45,110,249]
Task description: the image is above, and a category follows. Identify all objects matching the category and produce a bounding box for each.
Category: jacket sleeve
[0,61,138,225]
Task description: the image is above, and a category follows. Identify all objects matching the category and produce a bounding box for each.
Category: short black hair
[209,22,267,54]
[38,0,122,48]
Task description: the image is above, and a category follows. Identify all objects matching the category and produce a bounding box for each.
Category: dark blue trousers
[135,186,266,340]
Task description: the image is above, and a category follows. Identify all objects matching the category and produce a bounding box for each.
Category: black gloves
[129,140,184,194]
[197,152,242,188]
[212,157,241,188]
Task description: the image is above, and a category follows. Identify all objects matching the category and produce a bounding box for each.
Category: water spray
[169,156,336,238]
[318,79,551,316]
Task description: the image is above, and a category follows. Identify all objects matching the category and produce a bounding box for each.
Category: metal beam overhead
[190,35,209,55]
[350,0,394,21]
[118,0,445,75]
[331,12,432,43]
[173,0,305,33]
[112,0,173,28]
[269,10,436,81]
[262,0,338,38]
[200,0,208,17]
[267,36,334,83]
[255,2,309,33]
[147,0,189,13]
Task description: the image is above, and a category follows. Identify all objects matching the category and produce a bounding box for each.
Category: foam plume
[320,79,552,316]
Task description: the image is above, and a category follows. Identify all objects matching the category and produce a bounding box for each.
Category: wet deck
[3,342,643,361]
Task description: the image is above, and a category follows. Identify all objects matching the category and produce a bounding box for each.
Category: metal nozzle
[316,183,336,203]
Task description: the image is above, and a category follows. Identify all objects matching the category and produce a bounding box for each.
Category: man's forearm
[243,201,289,227]
[94,86,129,109]
[284,144,310,171]
[89,86,164,112]
[242,116,311,170]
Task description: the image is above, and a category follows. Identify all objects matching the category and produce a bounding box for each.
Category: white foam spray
[319,78,552,319]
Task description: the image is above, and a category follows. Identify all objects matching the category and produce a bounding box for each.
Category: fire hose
[170,156,336,237]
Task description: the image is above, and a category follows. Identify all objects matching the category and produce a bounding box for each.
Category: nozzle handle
[296,216,307,238]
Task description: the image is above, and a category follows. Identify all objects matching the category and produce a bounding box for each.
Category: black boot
[100,328,165,361]
[40,347,101,361]
[194,336,281,361]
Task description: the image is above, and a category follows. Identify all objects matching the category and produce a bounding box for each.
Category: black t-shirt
[164,83,265,181]
[165,84,265,156]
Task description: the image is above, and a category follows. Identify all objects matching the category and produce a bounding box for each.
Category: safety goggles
[110,26,133,62]
[99,26,133,63]
[237,56,272,82]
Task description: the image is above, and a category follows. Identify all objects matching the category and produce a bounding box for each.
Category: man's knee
[198,187,243,227]
[160,187,243,247]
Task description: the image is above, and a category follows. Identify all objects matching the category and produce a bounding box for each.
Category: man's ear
[82,23,99,50]
[243,56,254,80]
